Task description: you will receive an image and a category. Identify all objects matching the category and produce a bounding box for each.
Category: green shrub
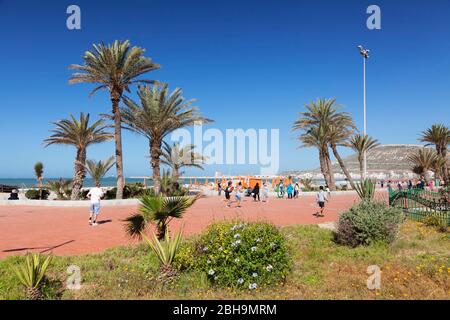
[25,189,50,200]
[173,241,198,271]
[105,183,146,199]
[423,215,448,233]
[335,201,404,247]
[188,221,291,289]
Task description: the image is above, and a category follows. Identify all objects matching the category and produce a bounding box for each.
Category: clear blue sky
[0,0,449,178]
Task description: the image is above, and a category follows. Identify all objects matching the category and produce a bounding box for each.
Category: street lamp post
[357,45,370,180]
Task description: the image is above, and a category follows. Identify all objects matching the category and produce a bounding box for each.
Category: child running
[316,186,328,217]
[87,183,104,226]
[224,181,234,208]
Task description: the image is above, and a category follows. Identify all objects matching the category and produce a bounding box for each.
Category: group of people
[276,181,301,199]
[218,181,270,208]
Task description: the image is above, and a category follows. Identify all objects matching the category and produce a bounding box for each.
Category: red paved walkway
[0,193,367,259]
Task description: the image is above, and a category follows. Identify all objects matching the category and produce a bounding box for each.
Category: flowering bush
[184,221,291,289]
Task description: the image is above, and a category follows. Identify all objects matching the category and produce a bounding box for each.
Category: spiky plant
[141,228,183,279]
[85,156,115,186]
[43,113,112,200]
[407,148,439,181]
[124,195,199,240]
[355,179,375,202]
[299,178,314,191]
[69,40,160,199]
[121,84,212,194]
[11,253,52,300]
[419,124,450,184]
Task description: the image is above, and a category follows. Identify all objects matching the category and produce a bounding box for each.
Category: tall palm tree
[293,98,355,190]
[43,113,112,200]
[419,124,450,184]
[34,162,44,199]
[161,142,207,181]
[407,148,439,181]
[124,195,199,240]
[328,125,357,190]
[349,134,380,180]
[296,126,334,189]
[121,84,212,194]
[69,40,160,199]
[85,156,115,186]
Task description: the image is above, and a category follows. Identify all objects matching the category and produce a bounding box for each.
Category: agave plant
[299,178,314,191]
[124,195,198,240]
[142,229,183,279]
[355,179,375,202]
[11,253,52,300]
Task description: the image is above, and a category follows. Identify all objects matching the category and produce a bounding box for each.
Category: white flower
[234,233,241,238]
[218,246,223,251]
[208,269,215,275]
[237,278,244,284]
[252,272,258,278]
[270,242,277,249]
[266,265,273,272]
[256,238,262,243]
[214,276,218,281]
[234,258,240,263]
[236,239,241,244]
[251,246,257,252]
[249,283,258,290]
[207,260,211,264]
[203,246,208,252]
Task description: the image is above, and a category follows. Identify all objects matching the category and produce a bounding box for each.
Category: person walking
[316,186,328,217]
[224,181,234,208]
[235,182,243,208]
[217,181,222,196]
[294,183,300,198]
[87,182,104,226]
[287,183,294,199]
[252,182,260,202]
[261,182,269,202]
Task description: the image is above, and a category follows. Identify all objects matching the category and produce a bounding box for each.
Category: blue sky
[0,0,449,178]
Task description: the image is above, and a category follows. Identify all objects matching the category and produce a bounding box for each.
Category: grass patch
[0,220,448,300]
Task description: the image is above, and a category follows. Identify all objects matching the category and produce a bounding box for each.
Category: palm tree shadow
[97,219,112,225]
[2,240,75,254]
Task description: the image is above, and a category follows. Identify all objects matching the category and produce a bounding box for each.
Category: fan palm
[407,148,439,181]
[34,162,44,199]
[161,142,207,181]
[124,195,199,240]
[349,134,380,180]
[419,124,450,184]
[69,40,160,199]
[85,156,115,186]
[293,98,355,190]
[43,113,112,200]
[121,84,212,194]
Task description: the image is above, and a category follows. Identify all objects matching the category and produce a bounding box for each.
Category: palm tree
[43,113,112,200]
[124,195,199,240]
[34,162,44,199]
[293,98,355,190]
[349,134,380,180]
[328,125,357,189]
[296,126,334,189]
[85,156,115,186]
[47,178,72,200]
[161,142,207,181]
[69,40,160,199]
[407,148,439,181]
[419,124,450,184]
[121,84,212,194]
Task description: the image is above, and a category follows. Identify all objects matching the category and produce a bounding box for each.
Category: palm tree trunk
[359,154,364,181]
[151,140,162,194]
[319,150,332,189]
[71,148,86,200]
[331,143,356,189]
[111,92,124,199]
[325,150,336,191]
[172,167,179,182]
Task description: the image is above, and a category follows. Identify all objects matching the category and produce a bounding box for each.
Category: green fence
[389,187,450,226]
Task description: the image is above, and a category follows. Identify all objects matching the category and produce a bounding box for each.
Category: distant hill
[282,144,444,180]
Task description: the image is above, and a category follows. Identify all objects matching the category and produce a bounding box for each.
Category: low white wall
[0,198,140,207]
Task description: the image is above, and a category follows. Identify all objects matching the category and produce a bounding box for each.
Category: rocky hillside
[284,144,444,180]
